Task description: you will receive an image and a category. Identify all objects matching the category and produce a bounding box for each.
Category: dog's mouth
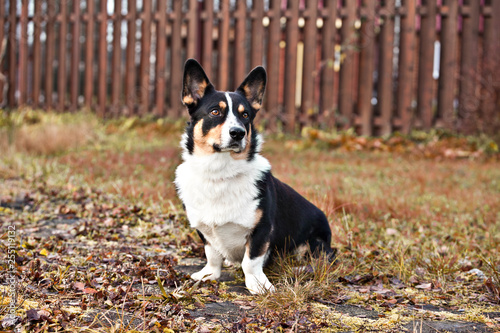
[213,142,243,153]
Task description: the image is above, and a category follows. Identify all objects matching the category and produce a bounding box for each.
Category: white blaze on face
[220,92,246,151]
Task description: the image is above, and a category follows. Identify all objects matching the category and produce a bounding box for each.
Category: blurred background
[1,0,499,136]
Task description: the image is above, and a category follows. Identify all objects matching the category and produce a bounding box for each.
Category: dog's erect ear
[236,66,266,111]
[182,59,214,110]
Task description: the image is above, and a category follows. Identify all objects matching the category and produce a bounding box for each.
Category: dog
[174,59,335,294]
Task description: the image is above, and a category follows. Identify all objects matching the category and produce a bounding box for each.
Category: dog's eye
[242,112,249,119]
[210,109,221,116]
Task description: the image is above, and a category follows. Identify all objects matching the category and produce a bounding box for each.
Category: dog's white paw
[245,274,275,295]
[190,267,221,281]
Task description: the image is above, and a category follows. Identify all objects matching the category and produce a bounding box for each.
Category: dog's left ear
[236,66,266,112]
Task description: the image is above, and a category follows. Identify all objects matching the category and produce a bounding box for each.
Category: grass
[257,251,343,313]
[1,110,500,332]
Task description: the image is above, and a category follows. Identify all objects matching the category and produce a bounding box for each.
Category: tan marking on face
[251,101,261,110]
[238,104,245,113]
[183,95,195,105]
[230,126,252,160]
[219,100,227,109]
[192,119,223,155]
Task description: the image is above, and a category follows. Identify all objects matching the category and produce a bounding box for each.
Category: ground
[0,111,499,332]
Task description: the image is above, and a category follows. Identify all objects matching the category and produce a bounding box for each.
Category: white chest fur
[174,147,271,260]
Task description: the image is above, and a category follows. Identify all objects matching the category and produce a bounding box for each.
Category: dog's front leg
[242,241,275,295]
[191,244,223,281]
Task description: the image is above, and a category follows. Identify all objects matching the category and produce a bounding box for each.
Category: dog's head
[181,59,266,159]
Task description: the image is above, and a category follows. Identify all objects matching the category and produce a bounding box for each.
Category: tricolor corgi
[174,59,335,294]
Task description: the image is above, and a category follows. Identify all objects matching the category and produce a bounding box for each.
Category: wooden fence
[1,0,499,135]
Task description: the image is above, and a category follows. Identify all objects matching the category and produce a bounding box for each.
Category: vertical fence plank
[140,0,152,115]
[18,0,28,105]
[481,0,500,134]
[187,0,199,59]
[377,0,395,135]
[437,0,458,129]
[338,0,357,129]
[302,0,318,126]
[202,0,214,79]
[234,0,247,86]
[155,0,167,116]
[0,0,4,106]
[251,0,264,68]
[45,1,55,109]
[0,0,4,61]
[58,0,68,111]
[284,0,300,132]
[125,0,137,114]
[84,0,95,109]
[70,0,81,111]
[111,0,122,114]
[358,0,376,136]
[416,0,436,130]
[98,0,107,116]
[218,0,230,90]
[397,0,416,134]
[320,0,337,128]
[171,0,183,116]
[265,0,281,131]
[7,0,16,107]
[7,0,15,107]
[32,0,42,107]
[458,0,480,134]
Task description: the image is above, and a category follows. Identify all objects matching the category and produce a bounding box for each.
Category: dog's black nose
[229,127,246,141]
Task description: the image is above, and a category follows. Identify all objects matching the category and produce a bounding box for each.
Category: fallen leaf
[83,288,97,294]
[38,309,51,319]
[73,282,85,291]
[415,283,432,290]
[26,309,40,321]
[386,228,398,236]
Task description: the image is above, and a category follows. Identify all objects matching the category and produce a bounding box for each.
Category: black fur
[251,171,335,263]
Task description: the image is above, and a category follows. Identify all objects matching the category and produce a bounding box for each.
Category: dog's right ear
[182,59,214,111]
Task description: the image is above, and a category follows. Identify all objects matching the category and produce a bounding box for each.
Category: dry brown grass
[257,250,342,313]
[8,122,95,155]
[0,111,97,155]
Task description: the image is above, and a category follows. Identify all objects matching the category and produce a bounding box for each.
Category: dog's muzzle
[218,126,246,152]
